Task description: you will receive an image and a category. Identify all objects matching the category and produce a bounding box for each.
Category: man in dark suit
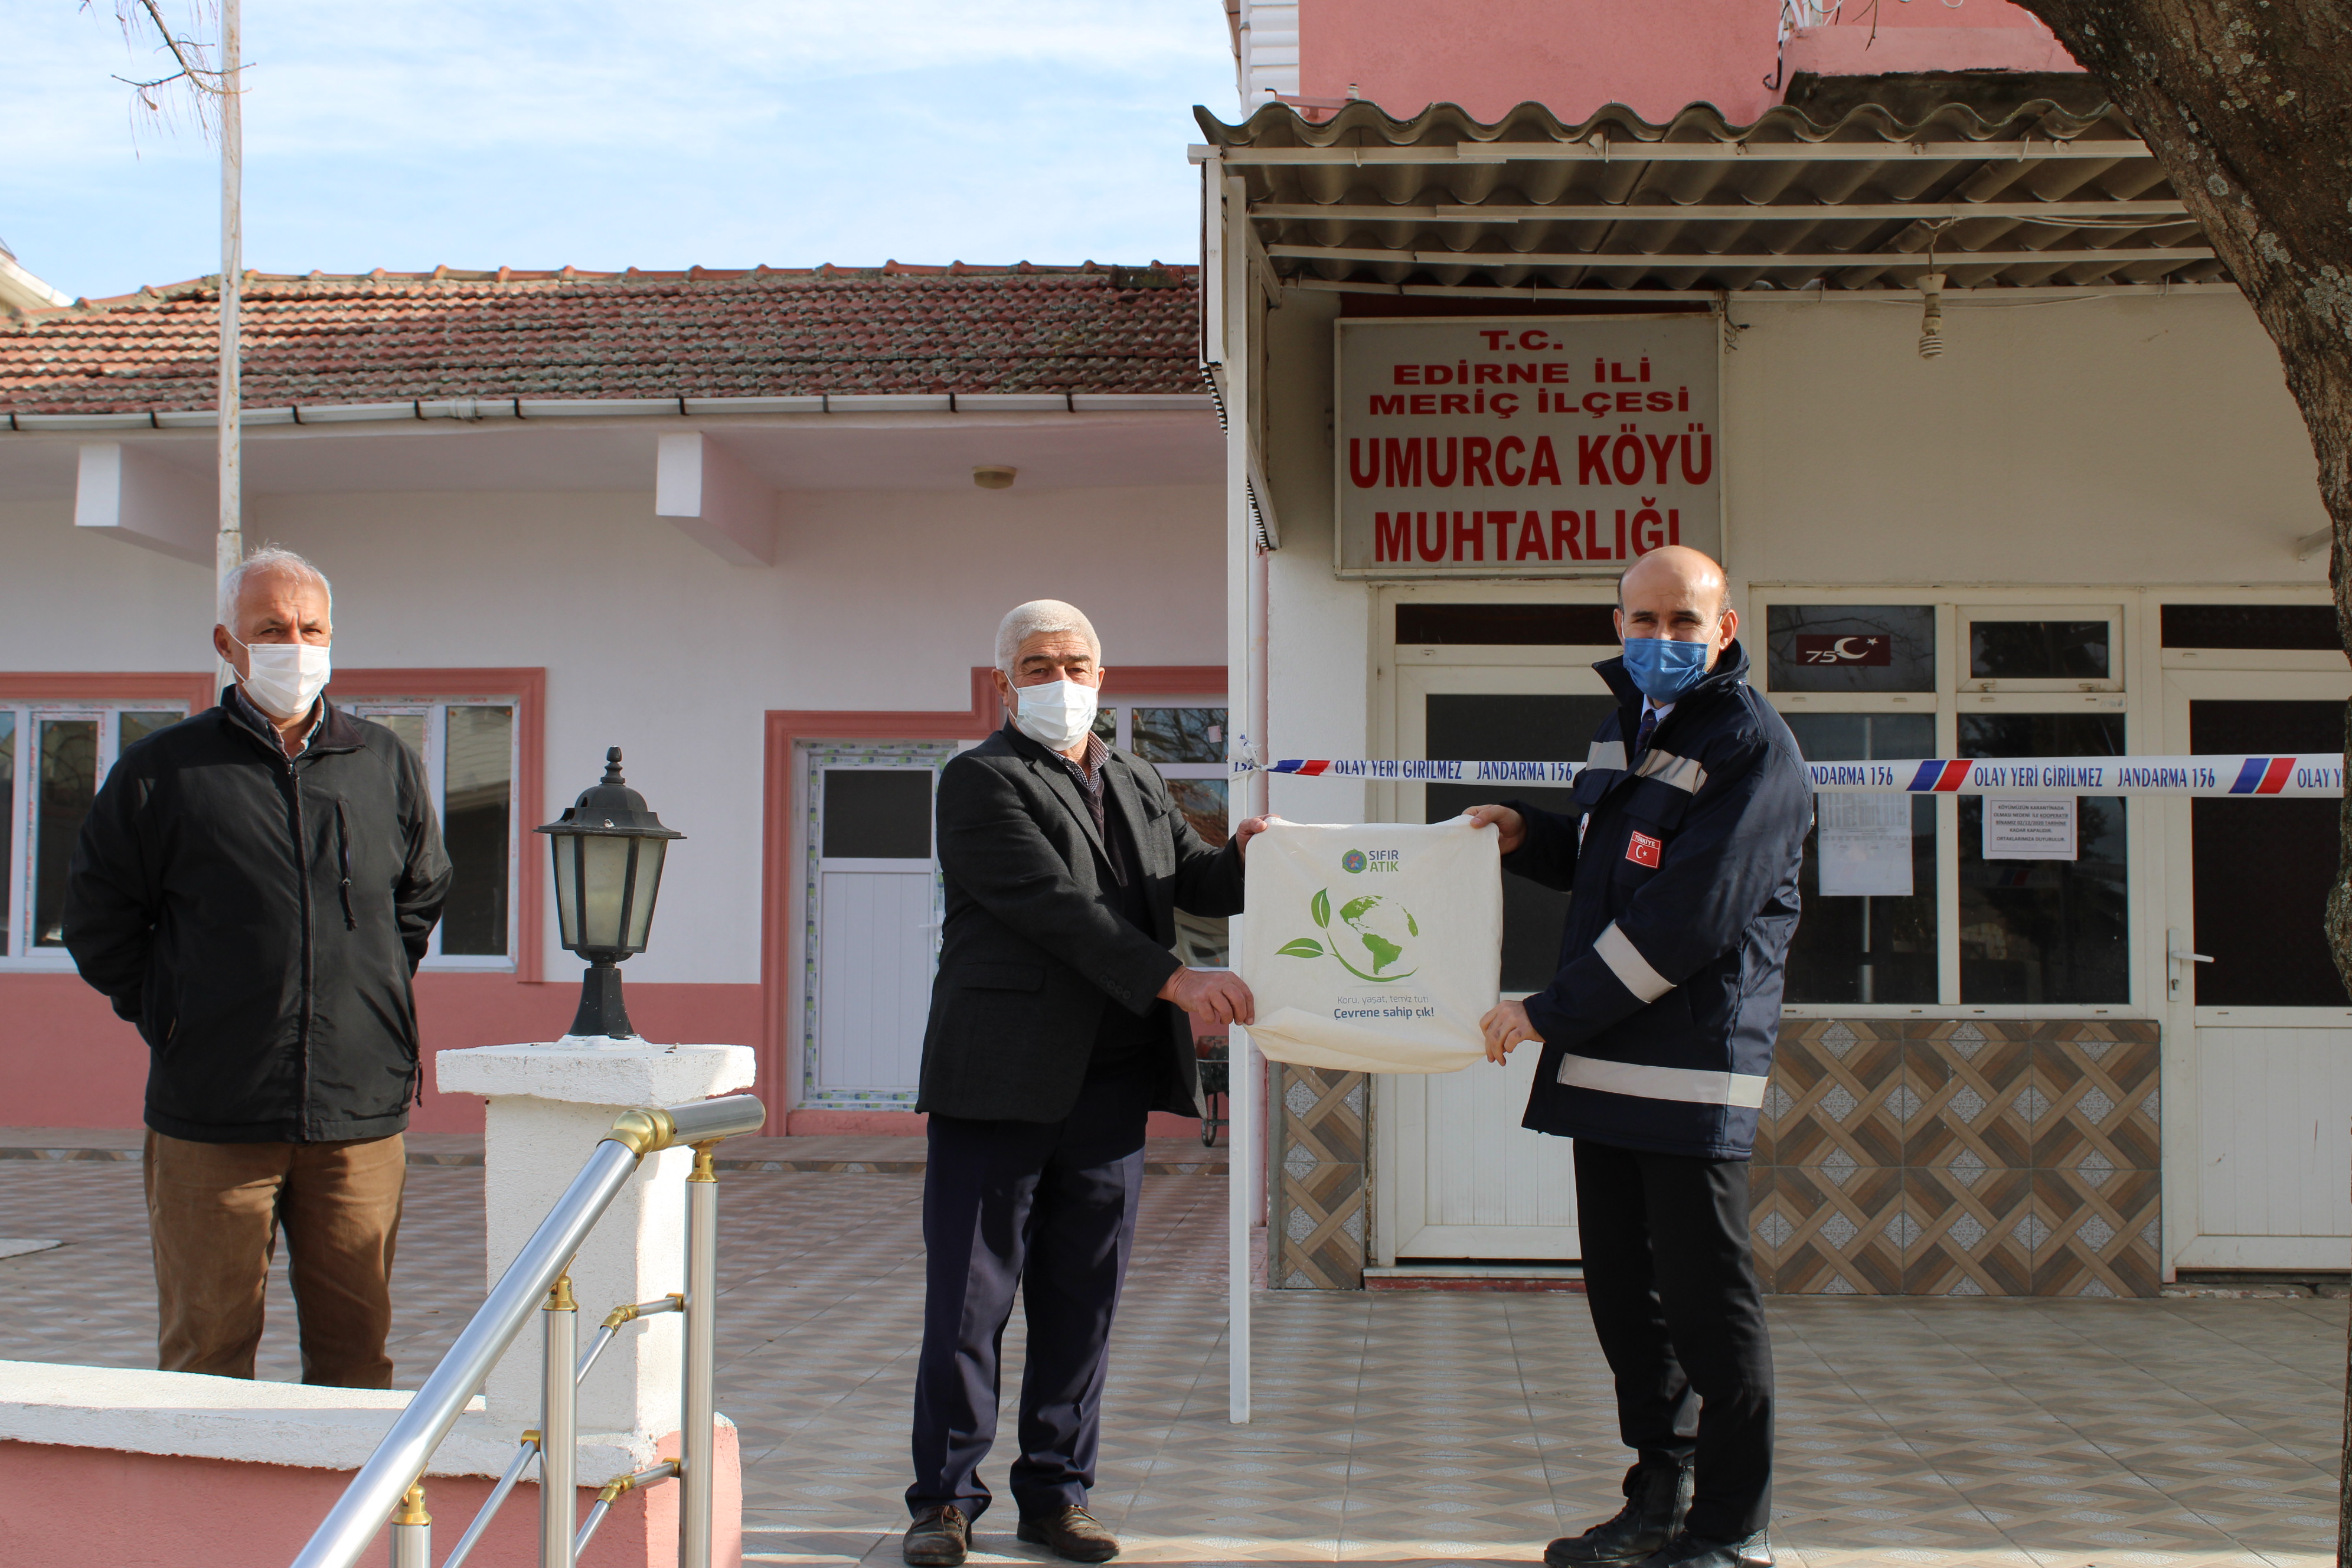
[904,599,1268,1567]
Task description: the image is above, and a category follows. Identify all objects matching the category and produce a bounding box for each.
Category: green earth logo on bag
[1278,887,1422,982]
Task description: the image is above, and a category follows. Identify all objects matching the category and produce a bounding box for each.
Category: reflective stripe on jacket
[1504,639,1811,1160]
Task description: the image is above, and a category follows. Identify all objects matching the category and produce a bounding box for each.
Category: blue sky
[6,0,1239,302]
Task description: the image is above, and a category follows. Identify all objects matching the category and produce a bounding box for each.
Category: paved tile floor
[0,1159,2341,1567]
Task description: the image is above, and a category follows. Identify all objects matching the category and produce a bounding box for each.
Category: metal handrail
[289,1091,765,1568]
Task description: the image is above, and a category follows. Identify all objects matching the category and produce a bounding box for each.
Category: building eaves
[1194,97,2217,296]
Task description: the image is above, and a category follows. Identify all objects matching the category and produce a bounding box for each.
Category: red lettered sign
[1337,316,1720,574]
[1794,634,1893,666]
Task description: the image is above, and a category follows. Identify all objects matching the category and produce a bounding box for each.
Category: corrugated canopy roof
[1194,99,2217,296]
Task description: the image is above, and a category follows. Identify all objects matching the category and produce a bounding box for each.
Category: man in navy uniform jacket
[1471,546,1811,1568]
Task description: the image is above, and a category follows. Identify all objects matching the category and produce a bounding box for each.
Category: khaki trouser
[143,1130,406,1387]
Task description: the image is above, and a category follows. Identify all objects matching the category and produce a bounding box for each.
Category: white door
[2162,669,2352,1270]
[1374,658,1616,1262]
[812,765,940,1097]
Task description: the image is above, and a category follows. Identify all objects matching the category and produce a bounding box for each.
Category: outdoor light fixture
[973,465,1017,489]
[537,747,684,1041]
[1917,270,1948,360]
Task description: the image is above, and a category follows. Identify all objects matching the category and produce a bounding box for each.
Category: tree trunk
[1998,3,2352,1557]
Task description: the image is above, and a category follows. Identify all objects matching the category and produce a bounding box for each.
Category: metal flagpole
[215,0,243,608]
[1221,167,1253,1427]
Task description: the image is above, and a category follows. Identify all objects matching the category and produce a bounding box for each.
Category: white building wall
[1722,291,2326,590]
[1251,289,2325,698]
[1243,282,2339,1280]
[0,480,1223,988]
[1259,289,1374,827]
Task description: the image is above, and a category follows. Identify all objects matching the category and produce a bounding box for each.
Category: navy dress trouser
[907,1076,1150,1523]
[1574,1139,1775,1540]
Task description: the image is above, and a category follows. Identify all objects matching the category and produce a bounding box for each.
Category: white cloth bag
[1239,818,1501,1074]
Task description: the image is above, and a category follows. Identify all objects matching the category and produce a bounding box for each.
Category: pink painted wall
[784,1109,1208,1139]
[1301,0,1780,125]
[0,974,1208,1139]
[0,1424,741,1568]
[1783,15,2081,81]
[0,974,762,1133]
[1298,0,2080,126]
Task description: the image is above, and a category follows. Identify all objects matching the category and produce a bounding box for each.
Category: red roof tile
[0,263,1203,416]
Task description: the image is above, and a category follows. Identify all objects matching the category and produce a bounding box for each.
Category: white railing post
[540,1275,579,1568]
[679,1146,720,1567]
[388,1483,428,1568]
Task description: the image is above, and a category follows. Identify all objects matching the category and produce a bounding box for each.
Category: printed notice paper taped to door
[1983,798,2078,861]
[1240,818,1501,1073]
[1817,794,1913,896]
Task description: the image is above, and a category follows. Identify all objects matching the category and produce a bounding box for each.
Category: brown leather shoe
[904,1504,971,1566]
[1017,1504,1120,1563]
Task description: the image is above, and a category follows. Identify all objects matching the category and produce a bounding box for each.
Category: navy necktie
[1634,707,1659,757]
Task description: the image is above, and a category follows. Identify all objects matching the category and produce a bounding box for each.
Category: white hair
[995,599,1102,674]
[217,547,333,630]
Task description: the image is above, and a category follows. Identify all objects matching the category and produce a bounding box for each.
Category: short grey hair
[217,547,333,630]
[995,599,1102,674]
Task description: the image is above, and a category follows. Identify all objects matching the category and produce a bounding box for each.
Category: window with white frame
[1090,697,1230,967]
[2,703,190,963]
[344,699,520,967]
[1763,598,2131,1009]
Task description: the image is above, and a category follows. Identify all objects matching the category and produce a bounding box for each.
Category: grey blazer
[916,724,1245,1123]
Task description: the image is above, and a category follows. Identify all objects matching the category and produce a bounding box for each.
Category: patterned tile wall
[1266,1019,2160,1296]
[1754,1018,2161,1298]
[1268,1064,1369,1290]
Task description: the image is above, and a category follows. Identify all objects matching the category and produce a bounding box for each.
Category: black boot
[1634,1528,1772,1568]
[1543,1462,1693,1567]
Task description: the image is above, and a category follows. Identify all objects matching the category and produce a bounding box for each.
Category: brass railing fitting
[599,1293,684,1331]
[688,1144,718,1184]
[393,1482,430,1527]
[607,1107,678,1156]
[594,1458,681,1504]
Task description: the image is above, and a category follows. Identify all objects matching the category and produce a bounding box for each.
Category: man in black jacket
[903,600,1267,1567]
[63,547,451,1388]
[1471,547,1811,1568]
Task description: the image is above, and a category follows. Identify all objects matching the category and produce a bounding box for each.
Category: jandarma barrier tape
[1238,754,2349,796]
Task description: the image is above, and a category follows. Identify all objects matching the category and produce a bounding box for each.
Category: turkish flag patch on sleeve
[1626,831,1663,868]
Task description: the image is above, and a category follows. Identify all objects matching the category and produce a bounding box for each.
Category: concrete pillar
[435,1041,756,1438]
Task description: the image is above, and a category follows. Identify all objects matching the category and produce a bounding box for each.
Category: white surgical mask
[1014,678,1099,751]
[230,633,332,722]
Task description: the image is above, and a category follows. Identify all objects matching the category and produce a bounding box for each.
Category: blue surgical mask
[1620,635,1714,704]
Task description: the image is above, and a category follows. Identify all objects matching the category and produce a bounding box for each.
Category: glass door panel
[1383,661,1609,1263]
[2187,699,2343,1007]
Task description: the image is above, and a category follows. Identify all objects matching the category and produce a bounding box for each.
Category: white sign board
[1817,794,1913,896]
[1335,315,1720,575]
[1983,798,2078,861]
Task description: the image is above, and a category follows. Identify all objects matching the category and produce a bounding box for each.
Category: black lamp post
[536,747,684,1041]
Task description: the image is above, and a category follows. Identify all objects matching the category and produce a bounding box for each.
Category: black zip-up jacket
[61,690,453,1143]
[919,725,1245,1123]
[1503,641,1812,1160]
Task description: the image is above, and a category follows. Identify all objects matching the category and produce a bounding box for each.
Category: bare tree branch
[82,0,227,140]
